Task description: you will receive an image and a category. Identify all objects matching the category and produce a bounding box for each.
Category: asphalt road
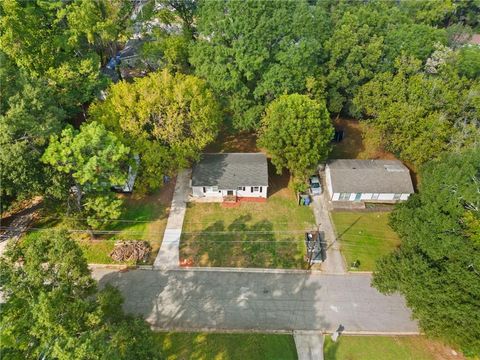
[92,268,418,334]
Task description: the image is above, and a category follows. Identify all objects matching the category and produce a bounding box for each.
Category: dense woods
[1,0,479,356]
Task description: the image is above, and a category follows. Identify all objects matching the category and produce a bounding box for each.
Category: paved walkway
[154,170,191,269]
[294,331,324,360]
[92,268,418,334]
[311,189,346,274]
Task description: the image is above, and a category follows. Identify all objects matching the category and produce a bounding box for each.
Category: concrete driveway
[311,190,347,274]
[92,268,418,334]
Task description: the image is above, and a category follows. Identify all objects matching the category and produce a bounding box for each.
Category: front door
[354,193,362,201]
[227,190,234,196]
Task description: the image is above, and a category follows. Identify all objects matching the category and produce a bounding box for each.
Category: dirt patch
[331,118,396,160]
[123,178,175,209]
[267,160,292,199]
[407,336,466,360]
[205,131,259,153]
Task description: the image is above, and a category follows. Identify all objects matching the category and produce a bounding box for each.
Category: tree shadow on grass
[180,215,305,269]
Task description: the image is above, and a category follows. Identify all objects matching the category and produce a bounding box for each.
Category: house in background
[191,153,268,201]
[325,159,414,202]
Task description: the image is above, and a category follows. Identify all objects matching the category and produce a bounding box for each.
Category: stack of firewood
[109,241,151,262]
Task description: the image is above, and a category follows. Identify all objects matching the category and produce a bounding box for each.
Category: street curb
[147,327,421,336]
[159,266,322,274]
[88,263,133,270]
[338,331,422,336]
[89,263,374,276]
[149,327,294,334]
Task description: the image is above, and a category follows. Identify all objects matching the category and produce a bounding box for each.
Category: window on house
[372,193,380,200]
[393,193,402,200]
[212,186,218,192]
[203,187,206,193]
[238,186,245,191]
[339,193,350,200]
[251,186,259,192]
[259,187,262,193]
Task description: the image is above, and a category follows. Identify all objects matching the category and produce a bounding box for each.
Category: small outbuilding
[191,153,268,200]
[325,159,414,202]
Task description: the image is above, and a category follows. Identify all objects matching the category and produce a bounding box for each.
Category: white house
[191,153,268,200]
[325,159,414,202]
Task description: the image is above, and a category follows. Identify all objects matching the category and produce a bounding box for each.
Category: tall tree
[258,94,333,190]
[0,0,131,117]
[373,148,480,356]
[0,77,65,211]
[89,69,221,191]
[42,122,130,227]
[322,2,446,116]
[190,0,327,130]
[0,230,161,359]
[354,56,480,165]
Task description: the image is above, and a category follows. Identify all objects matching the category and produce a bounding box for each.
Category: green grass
[331,212,400,271]
[180,191,316,269]
[323,336,451,360]
[153,332,297,360]
[21,191,171,265]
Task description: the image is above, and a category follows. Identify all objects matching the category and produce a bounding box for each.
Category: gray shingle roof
[327,159,414,194]
[192,153,268,188]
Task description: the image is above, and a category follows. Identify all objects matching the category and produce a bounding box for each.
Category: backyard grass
[153,332,298,360]
[180,170,316,269]
[331,212,400,271]
[329,118,395,160]
[323,336,463,360]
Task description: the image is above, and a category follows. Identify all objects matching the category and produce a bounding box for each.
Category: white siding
[400,193,410,200]
[349,193,357,201]
[243,186,267,198]
[361,193,373,200]
[192,185,268,198]
[332,193,340,201]
[378,193,395,201]
[192,186,204,197]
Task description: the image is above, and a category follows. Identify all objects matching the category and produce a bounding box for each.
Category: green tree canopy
[190,0,327,130]
[42,122,130,227]
[372,148,480,356]
[0,77,66,211]
[354,56,480,165]
[258,94,333,189]
[0,0,130,118]
[89,69,221,191]
[0,230,161,359]
[457,46,480,79]
[322,2,447,116]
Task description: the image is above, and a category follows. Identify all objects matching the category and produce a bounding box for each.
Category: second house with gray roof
[325,159,414,202]
[191,153,268,201]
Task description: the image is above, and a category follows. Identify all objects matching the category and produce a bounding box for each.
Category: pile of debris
[109,241,151,262]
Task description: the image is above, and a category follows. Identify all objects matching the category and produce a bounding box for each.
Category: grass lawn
[180,169,316,269]
[331,212,400,271]
[21,183,174,265]
[153,332,297,360]
[323,336,463,360]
